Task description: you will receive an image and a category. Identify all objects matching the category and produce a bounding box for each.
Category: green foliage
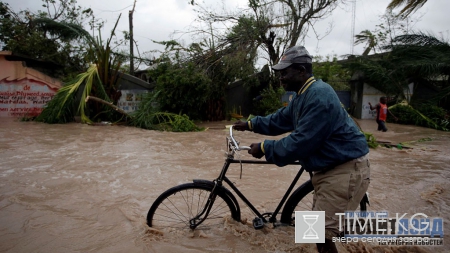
[128,91,159,129]
[148,60,212,120]
[345,54,407,97]
[313,55,351,91]
[0,1,95,78]
[33,13,126,124]
[364,132,379,149]
[34,84,76,123]
[129,92,202,132]
[151,113,202,132]
[347,32,450,99]
[414,103,447,120]
[35,64,111,123]
[252,86,285,116]
[389,103,448,131]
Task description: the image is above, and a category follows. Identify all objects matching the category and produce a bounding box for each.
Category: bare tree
[188,0,346,67]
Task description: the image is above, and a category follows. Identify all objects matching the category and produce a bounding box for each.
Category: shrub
[389,103,448,131]
[252,86,285,116]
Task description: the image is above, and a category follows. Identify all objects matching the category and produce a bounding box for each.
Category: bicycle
[147,126,369,231]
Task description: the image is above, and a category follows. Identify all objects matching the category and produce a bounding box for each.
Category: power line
[96,5,134,13]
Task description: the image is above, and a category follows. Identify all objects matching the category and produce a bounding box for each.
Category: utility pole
[92,15,95,38]
[350,0,356,55]
[129,0,137,75]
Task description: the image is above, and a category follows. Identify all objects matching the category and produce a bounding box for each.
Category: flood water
[0,118,449,253]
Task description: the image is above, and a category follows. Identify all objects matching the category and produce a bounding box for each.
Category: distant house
[349,71,413,119]
[0,51,62,118]
[116,72,155,113]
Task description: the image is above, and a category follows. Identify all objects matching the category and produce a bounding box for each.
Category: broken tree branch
[85,96,132,118]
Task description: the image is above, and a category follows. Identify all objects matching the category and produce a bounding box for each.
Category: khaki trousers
[312,154,370,239]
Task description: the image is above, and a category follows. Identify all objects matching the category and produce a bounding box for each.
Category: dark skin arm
[233,121,249,131]
[232,121,265,159]
[368,102,398,121]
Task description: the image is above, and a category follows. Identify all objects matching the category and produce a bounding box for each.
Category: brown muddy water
[0,118,449,253]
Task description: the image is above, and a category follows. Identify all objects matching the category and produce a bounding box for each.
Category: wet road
[0,118,449,252]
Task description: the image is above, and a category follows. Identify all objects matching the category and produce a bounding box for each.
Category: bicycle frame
[189,126,310,229]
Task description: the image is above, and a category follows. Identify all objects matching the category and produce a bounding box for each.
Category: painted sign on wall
[117,90,148,113]
[0,79,57,117]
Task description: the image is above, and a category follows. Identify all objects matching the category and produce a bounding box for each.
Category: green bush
[414,103,447,120]
[148,61,212,120]
[129,92,202,132]
[252,86,285,116]
[389,104,448,131]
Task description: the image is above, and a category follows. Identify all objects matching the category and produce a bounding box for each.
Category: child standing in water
[369,97,398,132]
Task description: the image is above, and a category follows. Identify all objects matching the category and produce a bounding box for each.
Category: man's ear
[297,65,307,76]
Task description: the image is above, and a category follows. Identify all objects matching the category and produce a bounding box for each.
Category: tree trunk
[85,96,131,118]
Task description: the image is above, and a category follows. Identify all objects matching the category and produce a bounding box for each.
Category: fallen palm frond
[35,64,110,124]
[35,14,123,124]
[34,84,75,123]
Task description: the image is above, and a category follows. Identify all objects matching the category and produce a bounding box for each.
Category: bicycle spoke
[149,186,234,230]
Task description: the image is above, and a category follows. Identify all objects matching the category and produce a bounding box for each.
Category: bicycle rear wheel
[147,182,240,230]
[280,180,368,225]
[280,180,315,225]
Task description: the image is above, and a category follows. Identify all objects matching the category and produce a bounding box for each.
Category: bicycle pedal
[252,217,264,230]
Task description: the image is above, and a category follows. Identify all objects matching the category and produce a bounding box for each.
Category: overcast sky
[5,0,450,69]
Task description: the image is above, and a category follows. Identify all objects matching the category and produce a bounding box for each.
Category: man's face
[278,66,302,92]
[380,98,387,104]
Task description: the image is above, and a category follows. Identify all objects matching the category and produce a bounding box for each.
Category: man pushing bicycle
[234,46,370,253]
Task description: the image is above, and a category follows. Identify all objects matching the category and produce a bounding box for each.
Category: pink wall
[0,52,61,117]
[0,79,58,117]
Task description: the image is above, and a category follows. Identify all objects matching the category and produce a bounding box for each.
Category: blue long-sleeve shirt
[250,78,369,172]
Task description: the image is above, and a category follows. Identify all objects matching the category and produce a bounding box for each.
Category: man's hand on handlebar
[233,121,249,131]
[249,143,264,159]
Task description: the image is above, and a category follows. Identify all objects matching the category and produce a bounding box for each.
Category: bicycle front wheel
[147,182,240,230]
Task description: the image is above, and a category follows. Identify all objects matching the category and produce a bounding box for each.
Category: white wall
[360,83,414,119]
[117,90,149,113]
[361,84,384,119]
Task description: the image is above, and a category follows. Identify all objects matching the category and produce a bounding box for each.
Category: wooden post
[129,0,137,75]
[129,10,134,75]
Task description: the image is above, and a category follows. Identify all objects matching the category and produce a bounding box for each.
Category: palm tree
[386,32,450,103]
[347,32,449,131]
[354,30,379,56]
[348,32,450,101]
[35,15,125,124]
[386,0,428,17]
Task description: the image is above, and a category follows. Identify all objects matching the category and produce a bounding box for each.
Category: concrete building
[0,51,62,118]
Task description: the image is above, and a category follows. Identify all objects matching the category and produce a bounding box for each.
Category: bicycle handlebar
[229,126,251,151]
